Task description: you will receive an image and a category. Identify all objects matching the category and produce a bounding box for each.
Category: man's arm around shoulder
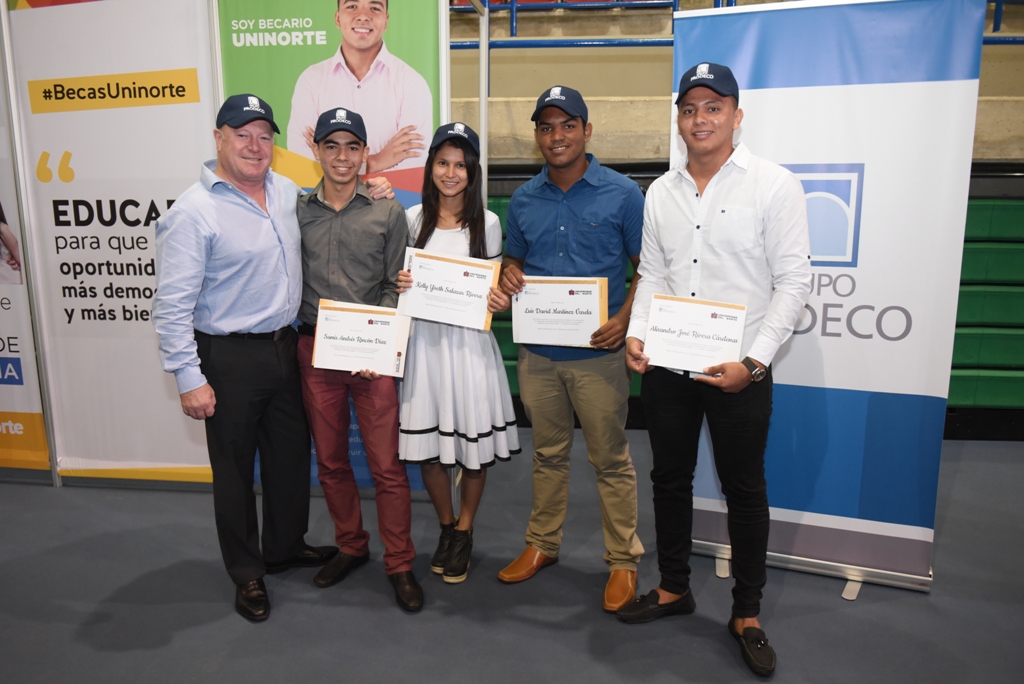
[379,201,410,309]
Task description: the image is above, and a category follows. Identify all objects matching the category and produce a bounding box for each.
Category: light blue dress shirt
[153,161,303,394]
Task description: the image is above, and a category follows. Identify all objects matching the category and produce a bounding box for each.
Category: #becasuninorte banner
[9,0,217,480]
[672,0,984,588]
[0,12,48,472]
[218,0,443,208]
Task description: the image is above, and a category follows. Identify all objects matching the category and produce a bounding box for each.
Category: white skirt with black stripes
[399,318,520,470]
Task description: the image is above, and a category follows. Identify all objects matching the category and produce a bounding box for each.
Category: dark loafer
[616,588,696,624]
[729,619,776,677]
[313,552,370,588]
[265,544,339,574]
[388,571,424,612]
[235,578,270,622]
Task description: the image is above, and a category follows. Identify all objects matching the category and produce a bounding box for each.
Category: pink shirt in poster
[287,43,432,172]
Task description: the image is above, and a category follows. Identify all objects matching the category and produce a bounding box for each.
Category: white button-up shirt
[627,143,812,367]
[287,43,432,170]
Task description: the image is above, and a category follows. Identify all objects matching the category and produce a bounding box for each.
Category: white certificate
[397,247,501,331]
[512,276,608,347]
[643,294,747,373]
[311,300,411,377]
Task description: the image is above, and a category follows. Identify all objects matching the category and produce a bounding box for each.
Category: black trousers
[641,366,773,618]
[195,328,312,585]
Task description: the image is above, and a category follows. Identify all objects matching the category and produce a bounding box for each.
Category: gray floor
[0,433,1021,684]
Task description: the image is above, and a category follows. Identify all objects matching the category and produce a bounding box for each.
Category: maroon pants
[297,334,414,574]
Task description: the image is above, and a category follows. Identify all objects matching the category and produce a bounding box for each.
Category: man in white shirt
[616,63,811,678]
[287,0,432,172]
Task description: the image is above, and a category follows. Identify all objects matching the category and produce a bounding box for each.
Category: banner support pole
[469,0,489,207]
[0,4,60,487]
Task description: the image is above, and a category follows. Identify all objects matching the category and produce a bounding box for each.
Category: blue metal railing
[452,1,682,38]
[450,0,1022,46]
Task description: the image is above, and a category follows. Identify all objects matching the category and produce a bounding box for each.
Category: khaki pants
[517,347,644,570]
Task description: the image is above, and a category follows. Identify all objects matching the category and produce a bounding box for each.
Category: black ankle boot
[431,520,458,574]
[443,529,473,584]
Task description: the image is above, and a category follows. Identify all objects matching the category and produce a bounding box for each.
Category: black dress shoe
[616,588,696,624]
[729,619,776,677]
[313,552,370,588]
[235,578,270,622]
[388,571,423,612]
[265,544,339,574]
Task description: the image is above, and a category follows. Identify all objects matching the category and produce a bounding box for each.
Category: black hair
[415,138,487,260]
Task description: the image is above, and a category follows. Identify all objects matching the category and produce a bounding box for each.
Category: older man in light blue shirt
[155,159,304,393]
[154,94,336,623]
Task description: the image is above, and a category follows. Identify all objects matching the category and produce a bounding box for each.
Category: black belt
[297,322,316,337]
[196,326,293,341]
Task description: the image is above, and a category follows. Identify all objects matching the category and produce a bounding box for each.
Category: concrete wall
[447,2,1024,163]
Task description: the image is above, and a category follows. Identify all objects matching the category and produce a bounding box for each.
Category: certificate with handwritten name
[312,300,412,377]
[512,276,608,347]
[642,294,746,373]
[397,247,501,330]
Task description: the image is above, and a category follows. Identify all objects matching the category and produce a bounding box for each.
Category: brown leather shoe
[603,569,637,612]
[497,546,557,584]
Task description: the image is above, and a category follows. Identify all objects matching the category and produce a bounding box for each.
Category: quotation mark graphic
[36,151,75,183]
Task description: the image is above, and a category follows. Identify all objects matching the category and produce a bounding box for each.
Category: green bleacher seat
[948,369,1024,409]
[952,328,1024,368]
[960,243,1024,284]
[491,319,517,359]
[504,359,518,395]
[965,199,1024,241]
[489,196,511,235]
[956,285,1024,326]
[630,371,642,398]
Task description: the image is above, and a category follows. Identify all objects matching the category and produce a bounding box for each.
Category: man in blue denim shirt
[496,85,645,613]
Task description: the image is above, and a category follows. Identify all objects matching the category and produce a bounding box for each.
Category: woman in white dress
[397,123,520,584]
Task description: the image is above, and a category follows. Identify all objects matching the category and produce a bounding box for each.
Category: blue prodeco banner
[674,0,985,586]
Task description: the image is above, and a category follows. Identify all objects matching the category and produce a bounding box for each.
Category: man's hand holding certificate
[641,295,747,374]
[397,247,501,330]
[312,300,412,378]
[511,276,608,348]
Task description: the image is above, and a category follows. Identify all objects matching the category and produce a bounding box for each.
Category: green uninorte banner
[218,0,440,201]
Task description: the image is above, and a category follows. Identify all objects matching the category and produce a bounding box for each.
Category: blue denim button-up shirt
[505,155,644,361]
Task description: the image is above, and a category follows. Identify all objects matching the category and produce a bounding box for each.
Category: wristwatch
[741,357,767,382]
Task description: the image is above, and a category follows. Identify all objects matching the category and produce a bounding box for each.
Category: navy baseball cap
[313,107,368,145]
[216,94,280,133]
[430,122,480,156]
[531,85,588,123]
[675,63,740,105]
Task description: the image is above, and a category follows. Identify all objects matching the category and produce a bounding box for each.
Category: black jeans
[641,366,773,618]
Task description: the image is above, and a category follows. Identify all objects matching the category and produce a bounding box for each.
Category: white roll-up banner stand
[7,0,216,482]
[672,0,984,590]
[0,7,49,477]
